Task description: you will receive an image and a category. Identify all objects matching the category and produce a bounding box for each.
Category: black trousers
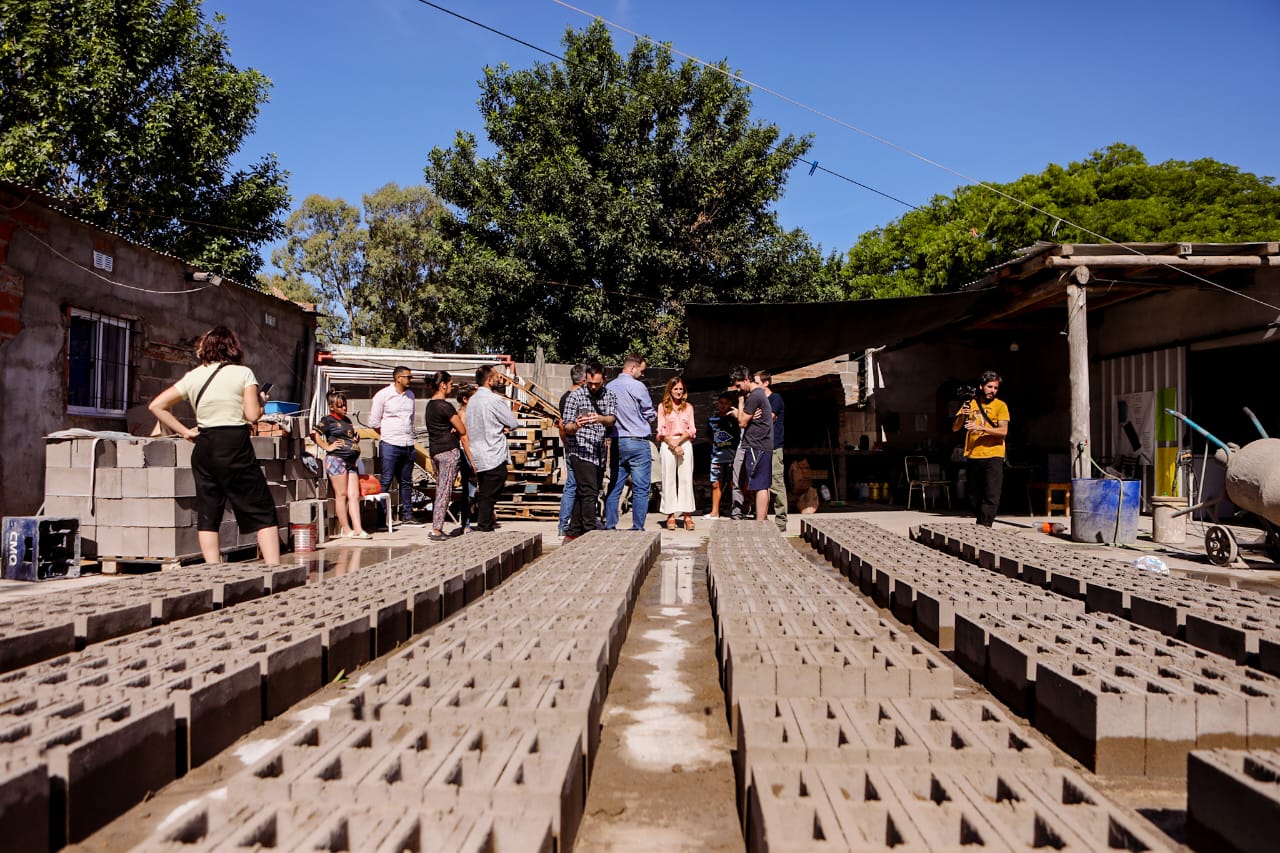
[191,425,277,533]
[968,457,1004,527]
[473,464,507,531]
[568,456,603,537]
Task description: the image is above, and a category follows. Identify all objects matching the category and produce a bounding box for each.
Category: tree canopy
[0,0,288,281]
[425,21,838,365]
[843,143,1280,297]
[271,184,462,349]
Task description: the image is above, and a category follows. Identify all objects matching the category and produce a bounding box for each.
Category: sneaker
[702,514,721,520]
[398,518,424,528]
[349,530,372,540]
[427,531,448,543]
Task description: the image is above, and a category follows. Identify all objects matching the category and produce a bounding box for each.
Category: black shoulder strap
[193,363,228,413]
[975,398,998,427]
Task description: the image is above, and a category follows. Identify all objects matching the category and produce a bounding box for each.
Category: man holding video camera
[953,371,1009,527]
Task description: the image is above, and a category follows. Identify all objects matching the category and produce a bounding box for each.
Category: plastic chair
[360,492,394,533]
[905,456,951,510]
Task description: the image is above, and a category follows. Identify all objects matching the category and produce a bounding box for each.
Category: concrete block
[45,440,72,469]
[148,526,201,558]
[69,437,117,468]
[143,440,178,467]
[147,466,197,497]
[1035,660,1146,775]
[120,467,150,498]
[94,468,121,499]
[0,620,77,673]
[1188,749,1280,853]
[151,588,214,624]
[1186,613,1257,664]
[260,633,324,719]
[47,702,177,846]
[323,614,372,681]
[115,441,145,467]
[170,662,263,770]
[43,467,94,497]
[74,602,153,645]
[0,762,49,853]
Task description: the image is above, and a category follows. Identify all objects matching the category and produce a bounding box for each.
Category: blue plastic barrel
[1070,478,1141,544]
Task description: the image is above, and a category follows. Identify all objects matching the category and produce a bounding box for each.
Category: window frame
[66,308,133,417]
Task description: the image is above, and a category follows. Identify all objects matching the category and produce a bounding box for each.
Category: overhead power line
[550,0,1279,312]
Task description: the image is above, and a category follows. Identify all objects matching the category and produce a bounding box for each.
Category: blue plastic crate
[2,516,81,581]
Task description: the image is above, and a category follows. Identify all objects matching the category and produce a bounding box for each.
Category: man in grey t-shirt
[731,365,773,524]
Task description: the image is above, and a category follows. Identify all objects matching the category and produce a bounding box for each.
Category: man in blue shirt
[604,353,657,530]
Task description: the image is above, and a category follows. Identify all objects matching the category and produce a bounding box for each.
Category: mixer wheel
[1205,524,1239,567]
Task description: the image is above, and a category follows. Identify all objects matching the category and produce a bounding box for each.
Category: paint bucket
[1150,496,1188,545]
[1070,478,1140,544]
[290,522,316,553]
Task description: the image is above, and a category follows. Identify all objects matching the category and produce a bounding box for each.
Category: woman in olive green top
[149,326,281,564]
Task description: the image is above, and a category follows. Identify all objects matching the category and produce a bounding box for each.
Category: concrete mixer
[1166,408,1280,567]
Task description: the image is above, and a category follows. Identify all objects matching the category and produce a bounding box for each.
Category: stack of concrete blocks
[42,428,324,562]
[1187,748,1280,853]
[709,524,1171,852]
[0,531,539,850]
[138,531,658,852]
[916,522,1280,675]
[802,518,1280,781]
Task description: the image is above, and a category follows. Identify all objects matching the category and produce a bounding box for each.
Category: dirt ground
[56,506,1280,850]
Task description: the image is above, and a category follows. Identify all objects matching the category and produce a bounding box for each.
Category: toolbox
[1,516,81,581]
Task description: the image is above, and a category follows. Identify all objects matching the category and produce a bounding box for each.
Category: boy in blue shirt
[705,392,740,519]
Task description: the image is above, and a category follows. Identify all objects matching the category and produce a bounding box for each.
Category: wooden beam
[1047,255,1271,268]
[1066,279,1091,480]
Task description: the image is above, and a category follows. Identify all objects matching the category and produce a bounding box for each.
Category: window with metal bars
[67,308,133,415]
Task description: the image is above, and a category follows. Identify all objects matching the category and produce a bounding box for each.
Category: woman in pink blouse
[657,376,697,530]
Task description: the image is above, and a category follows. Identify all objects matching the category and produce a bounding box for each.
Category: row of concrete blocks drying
[706,525,955,709]
[801,518,1084,651]
[135,530,661,853]
[0,562,311,673]
[916,522,1280,674]
[1186,748,1280,853]
[705,525,1170,852]
[800,517,1280,780]
[0,531,541,851]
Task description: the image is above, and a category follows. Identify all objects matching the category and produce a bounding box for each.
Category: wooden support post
[1067,270,1091,479]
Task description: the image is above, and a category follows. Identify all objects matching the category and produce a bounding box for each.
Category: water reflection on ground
[292,542,422,583]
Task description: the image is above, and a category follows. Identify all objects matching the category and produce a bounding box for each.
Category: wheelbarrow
[1164,407,1280,567]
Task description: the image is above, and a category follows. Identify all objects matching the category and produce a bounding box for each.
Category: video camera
[953,382,980,401]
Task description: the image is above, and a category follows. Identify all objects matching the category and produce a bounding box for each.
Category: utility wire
[551,0,1280,313]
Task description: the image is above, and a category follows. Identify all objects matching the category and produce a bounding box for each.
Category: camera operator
[952,371,1009,527]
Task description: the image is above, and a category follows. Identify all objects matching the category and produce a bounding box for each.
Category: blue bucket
[1069,478,1140,544]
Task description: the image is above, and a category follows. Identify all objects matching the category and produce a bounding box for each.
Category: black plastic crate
[1,516,81,581]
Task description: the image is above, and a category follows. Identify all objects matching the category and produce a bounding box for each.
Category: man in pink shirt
[369,365,419,525]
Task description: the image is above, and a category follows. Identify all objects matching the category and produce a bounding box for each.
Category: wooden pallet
[96,543,260,574]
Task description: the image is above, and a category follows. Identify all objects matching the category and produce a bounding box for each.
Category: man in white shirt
[464,365,519,532]
[368,365,418,525]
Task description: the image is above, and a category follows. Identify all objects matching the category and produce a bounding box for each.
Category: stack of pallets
[498,415,564,520]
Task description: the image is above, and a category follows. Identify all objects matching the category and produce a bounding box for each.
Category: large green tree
[0,0,288,281]
[843,143,1280,297]
[426,21,832,365]
[271,185,463,349]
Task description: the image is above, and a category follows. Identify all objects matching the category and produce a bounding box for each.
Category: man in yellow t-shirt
[952,371,1009,527]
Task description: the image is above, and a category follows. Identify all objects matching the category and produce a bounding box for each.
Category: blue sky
[214,0,1279,265]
